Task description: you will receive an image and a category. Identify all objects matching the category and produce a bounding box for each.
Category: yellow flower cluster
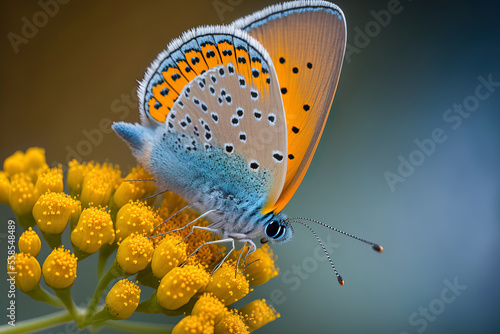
[2,147,280,333]
[113,166,157,207]
[9,173,39,219]
[117,234,154,274]
[79,162,122,207]
[8,252,41,292]
[115,201,158,242]
[205,261,250,305]
[33,192,81,235]
[19,227,42,256]
[157,264,210,310]
[35,167,64,195]
[3,147,46,181]
[240,299,280,331]
[42,246,78,289]
[106,279,141,319]
[151,235,187,278]
[71,207,115,254]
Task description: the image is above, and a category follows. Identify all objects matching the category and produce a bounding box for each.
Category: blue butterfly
[113,0,382,285]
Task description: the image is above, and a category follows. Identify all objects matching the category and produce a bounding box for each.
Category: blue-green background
[1,0,499,333]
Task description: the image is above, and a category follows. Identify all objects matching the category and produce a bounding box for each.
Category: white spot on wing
[230,115,239,127]
[249,159,260,171]
[224,143,234,154]
[253,109,262,120]
[272,150,284,163]
[239,131,247,143]
[268,112,276,126]
[250,89,258,101]
[209,85,216,96]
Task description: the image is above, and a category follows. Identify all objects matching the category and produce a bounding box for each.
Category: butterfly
[113,0,382,285]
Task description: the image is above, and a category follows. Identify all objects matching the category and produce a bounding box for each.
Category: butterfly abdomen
[112,122,155,168]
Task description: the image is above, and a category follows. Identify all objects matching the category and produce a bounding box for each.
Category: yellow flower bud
[7,253,41,292]
[19,227,41,257]
[239,299,280,331]
[35,167,63,195]
[191,292,225,324]
[105,279,141,319]
[151,235,187,279]
[42,246,77,289]
[243,244,279,286]
[4,148,48,183]
[157,265,209,310]
[172,315,214,334]
[3,151,25,175]
[71,207,115,254]
[115,201,157,242]
[214,310,249,334]
[32,192,81,234]
[24,147,48,180]
[116,234,154,274]
[113,167,156,208]
[0,171,10,204]
[9,173,38,217]
[80,163,121,207]
[204,262,249,305]
[67,160,86,196]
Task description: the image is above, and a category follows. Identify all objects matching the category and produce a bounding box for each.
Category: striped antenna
[290,217,383,253]
[290,220,344,285]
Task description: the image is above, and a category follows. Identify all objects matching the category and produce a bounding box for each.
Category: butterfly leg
[180,229,236,274]
[149,209,214,239]
[152,202,196,232]
[140,189,169,202]
[177,225,219,245]
[236,241,248,273]
[238,239,257,268]
[233,239,259,276]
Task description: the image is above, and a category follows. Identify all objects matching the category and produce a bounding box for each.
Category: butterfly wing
[160,26,288,210]
[233,1,347,213]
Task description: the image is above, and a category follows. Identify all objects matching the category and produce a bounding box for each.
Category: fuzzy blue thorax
[113,121,292,243]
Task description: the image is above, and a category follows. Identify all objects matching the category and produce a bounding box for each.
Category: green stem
[54,286,78,320]
[41,231,62,249]
[87,261,124,315]
[80,307,113,327]
[25,285,64,308]
[73,246,92,262]
[97,243,117,278]
[16,212,36,230]
[0,310,72,334]
[92,319,173,334]
[135,292,163,314]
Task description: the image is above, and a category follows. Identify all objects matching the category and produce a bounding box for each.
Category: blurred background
[1,0,499,333]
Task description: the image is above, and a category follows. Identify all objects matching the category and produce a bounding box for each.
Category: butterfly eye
[265,220,284,239]
[275,225,285,239]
